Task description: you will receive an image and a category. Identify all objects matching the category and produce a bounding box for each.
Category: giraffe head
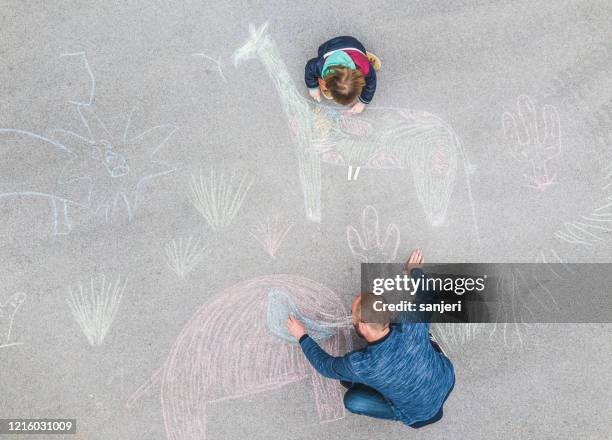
[232,22,271,66]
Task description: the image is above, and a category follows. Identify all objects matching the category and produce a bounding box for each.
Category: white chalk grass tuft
[67,275,126,346]
[164,236,207,279]
[250,216,294,259]
[189,167,253,231]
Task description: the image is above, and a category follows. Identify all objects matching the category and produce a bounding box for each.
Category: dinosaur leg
[51,198,72,235]
[296,148,322,222]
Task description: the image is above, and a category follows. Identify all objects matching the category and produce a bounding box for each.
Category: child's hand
[349,102,366,114]
[309,88,322,102]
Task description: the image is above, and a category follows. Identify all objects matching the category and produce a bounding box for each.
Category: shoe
[366,52,382,71]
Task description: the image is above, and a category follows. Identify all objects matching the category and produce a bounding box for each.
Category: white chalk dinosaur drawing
[346,205,400,263]
[502,95,562,191]
[233,23,478,237]
[0,292,26,349]
[126,275,352,440]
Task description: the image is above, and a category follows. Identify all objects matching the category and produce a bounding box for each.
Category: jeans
[341,339,453,427]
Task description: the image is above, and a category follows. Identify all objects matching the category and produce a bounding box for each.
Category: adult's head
[351,293,390,342]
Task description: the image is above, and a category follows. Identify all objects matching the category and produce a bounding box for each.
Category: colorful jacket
[304,36,377,104]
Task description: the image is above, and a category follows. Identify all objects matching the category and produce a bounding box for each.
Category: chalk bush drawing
[0,292,26,349]
[189,167,253,231]
[346,205,400,263]
[192,53,227,83]
[233,23,479,238]
[249,215,293,259]
[126,275,352,440]
[66,275,126,346]
[502,95,562,191]
[164,236,207,279]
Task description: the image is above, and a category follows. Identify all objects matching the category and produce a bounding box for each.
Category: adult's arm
[396,267,435,328]
[298,335,361,381]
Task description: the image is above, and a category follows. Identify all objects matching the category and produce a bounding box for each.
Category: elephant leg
[296,148,322,222]
[51,198,71,235]
[308,366,345,422]
[161,396,208,440]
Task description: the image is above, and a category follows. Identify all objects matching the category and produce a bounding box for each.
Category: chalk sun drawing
[0,292,26,349]
[164,236,207,279]
[50,104,178,222]
[346,205,400,263]
[0,53,177,234]
[126,275,352,440]
[249,215,294,259]
[66,275,126,346]
[502,95,562,191]
[233,23,479,238]
[188,167,253,231]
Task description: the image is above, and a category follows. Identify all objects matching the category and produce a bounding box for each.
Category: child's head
[323,66,366,105]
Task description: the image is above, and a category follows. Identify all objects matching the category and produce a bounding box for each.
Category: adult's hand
[309,88,322,102]
[286,315,306,340]
[403,249,424,275]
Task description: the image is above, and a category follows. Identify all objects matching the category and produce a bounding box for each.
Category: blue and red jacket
[304,36,377,104]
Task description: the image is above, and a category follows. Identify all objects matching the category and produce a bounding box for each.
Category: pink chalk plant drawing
[232,23,479,238]
[126,275,352,440]
[249,215,294,259]
[346,206,400,263]
[0,292,26,349]
[502,94,562,191]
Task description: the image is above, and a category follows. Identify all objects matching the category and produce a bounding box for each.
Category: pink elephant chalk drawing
[233,23,479,239]
[127,275,352,440]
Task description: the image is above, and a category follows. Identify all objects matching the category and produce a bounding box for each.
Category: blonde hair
[323,65,366,105]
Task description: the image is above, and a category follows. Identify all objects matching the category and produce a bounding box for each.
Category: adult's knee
[343,389,366,415]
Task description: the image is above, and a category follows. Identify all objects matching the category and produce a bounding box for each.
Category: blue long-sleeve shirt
[298,269,455,425]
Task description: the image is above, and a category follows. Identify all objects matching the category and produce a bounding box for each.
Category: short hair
[323,65,366,105]
[357,293,390,331]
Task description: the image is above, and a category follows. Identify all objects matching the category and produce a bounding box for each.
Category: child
[305,36,381,114]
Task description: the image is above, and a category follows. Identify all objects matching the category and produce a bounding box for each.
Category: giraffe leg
[296,149,322,222]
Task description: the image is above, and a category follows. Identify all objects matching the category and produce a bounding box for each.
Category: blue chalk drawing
[266,288,337,343]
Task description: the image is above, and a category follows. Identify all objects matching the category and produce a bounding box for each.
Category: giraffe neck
[256,38,312,126]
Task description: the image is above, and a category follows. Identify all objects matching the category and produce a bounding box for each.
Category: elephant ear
[266,289,334,343]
